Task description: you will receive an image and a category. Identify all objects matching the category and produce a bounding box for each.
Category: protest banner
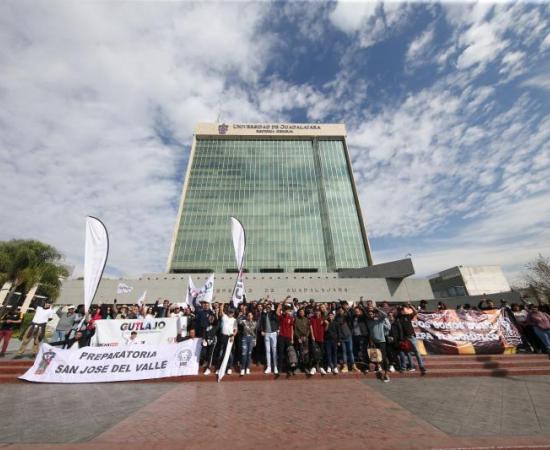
[91,318,179,346]
[413,309,522,355]
[20,339,202,383]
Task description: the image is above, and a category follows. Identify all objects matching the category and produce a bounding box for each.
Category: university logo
[35,349,56,375]
[177,349,192,367]
[218,123,228,135]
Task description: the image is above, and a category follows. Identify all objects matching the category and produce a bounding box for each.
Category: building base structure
[58,259,434,305]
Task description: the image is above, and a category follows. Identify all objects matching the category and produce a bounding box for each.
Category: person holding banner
[526,304,550,358]
[217,306,238,375]
[201,314,219,375]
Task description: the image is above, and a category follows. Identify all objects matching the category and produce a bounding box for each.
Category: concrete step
[424,354,549,362]
[7,366,550,384]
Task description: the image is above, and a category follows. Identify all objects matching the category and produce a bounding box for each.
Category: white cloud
[0,2,283,276]
[406,27,435,70]
[522,73,550,91]
[329,1,379,33]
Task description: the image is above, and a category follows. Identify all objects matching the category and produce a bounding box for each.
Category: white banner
[19,340,201,383]
[117,283,133,294]
[231,271,245,308]
[92,318,179,346]
[230,217,245,268]
[230,217,246,308]
[84,217,109,314]
[195,274,214,304]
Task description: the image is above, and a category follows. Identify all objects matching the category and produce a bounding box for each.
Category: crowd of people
[1,296,549,382]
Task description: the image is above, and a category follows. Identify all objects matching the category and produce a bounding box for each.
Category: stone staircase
[2,353,550,383]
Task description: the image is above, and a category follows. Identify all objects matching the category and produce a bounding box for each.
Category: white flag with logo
[84,216,109,314]
[185,276,197,308]
[196,274,214,304]
[117,283,133,294]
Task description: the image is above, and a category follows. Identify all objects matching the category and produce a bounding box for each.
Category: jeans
[406,336,425,370]
[264,332,278,370]
[325,340,337,369]
[533,327,550,355]
[53,329,67,343]
[278,336,293,372]
[341,337,354,365]
[241,335,254,370]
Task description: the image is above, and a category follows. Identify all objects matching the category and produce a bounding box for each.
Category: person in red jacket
[309,308,326,375]
[277,304,295,373]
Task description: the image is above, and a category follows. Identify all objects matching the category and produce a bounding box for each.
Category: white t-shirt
[32,306,55,324]
[221,314,237,336]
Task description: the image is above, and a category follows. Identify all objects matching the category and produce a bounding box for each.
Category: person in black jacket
[397,303,426,374]
[200,314,219,375]
[351,306,369,371]
[335,307,360,373]
[324,311,339,374]
[259,301,281,374]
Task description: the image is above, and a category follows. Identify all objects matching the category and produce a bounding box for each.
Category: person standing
[217,305,238,375]
[53,305,77,344]
[526,304,550,358]
[365,307,391,382]
[0,308,22,357]
[294,308,311,374]
[335,307,359,373]
[397,303,426,374]
[239,312,257,376]
[260,301,281,374]
[278,304,295,374]
[15,300,55,358]
[324,311,339,374]
[309,308,326,375]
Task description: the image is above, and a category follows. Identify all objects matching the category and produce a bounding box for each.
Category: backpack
[287,345,298,367]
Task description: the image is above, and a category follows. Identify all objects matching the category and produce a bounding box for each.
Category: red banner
[413,309,522,355]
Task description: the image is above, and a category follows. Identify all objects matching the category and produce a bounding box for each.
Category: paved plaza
[1,376,550,449]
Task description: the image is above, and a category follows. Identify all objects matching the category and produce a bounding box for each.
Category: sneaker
[320,368,327,375]
[310,367,316,375]
[264,367,271,374]
[376,366,382,373]
[326,367,332,374]
[352,364,361,373]
[204,368,211,376]
[420,367,427,375]
[333,367,339,374]
[227,369,232,375]
[389,365,396,373]
[240,369,245,376]
[407,367,416,372]
[274,367,279,375]
[364,369,369,374]
[246,368,250,375]
[341,365,349,373]
[215,369,219,375]
[13,355,23,360]
[383,374,390,383]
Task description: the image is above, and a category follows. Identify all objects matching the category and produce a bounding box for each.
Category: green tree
[0,239,69,305]
[524,254,550,303]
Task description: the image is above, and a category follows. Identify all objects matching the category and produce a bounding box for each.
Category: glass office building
[167,123,373,273]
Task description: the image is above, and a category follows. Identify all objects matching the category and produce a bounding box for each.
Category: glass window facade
[169,137,369,273]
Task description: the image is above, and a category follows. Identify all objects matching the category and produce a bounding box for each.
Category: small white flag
[117,283,133,294]
[196,274,215,304]
[137,290,147,307]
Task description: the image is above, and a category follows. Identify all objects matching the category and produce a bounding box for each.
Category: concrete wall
[58,272,434,306]
[459,266,511,296]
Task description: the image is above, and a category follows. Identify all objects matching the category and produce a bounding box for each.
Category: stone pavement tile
[93,379,447,449]
[0,383,176,443]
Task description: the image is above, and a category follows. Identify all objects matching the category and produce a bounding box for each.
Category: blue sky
[0,1,549,283]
